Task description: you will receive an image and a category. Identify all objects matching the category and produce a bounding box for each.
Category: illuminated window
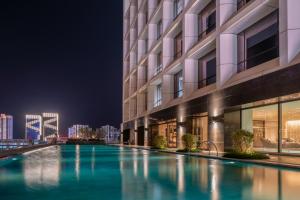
[242,105,278,152]
[281,100,300,153]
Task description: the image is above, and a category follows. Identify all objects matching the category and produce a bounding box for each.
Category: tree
[153,135,167,149]
[182,134,196,152]
[232,129,254,153]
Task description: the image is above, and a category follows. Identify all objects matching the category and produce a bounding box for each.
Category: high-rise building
[42,113,59,141]
[68,124,90,138]
[97,125,120,144]
[0,114,13,140]
[122,0,300,154]
[25,115,42,140]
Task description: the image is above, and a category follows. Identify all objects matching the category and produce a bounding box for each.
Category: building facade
[68,124,90,138]
[0,114,13,140]
[122,0,300,154]
[97,125,120,144]
[42,113,59,141]
[25,115,42,140]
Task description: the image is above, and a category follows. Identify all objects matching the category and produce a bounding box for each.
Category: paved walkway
[114,144,300,169]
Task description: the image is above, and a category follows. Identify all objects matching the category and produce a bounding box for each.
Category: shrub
[152,135,167,149]
[232,129,254,153]
[223,152,270,160]
[182,134,196,152]
[176,148,201,153]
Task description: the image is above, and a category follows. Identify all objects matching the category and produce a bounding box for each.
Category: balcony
[154,98,162,108]
[237,0,254,11]
[153,64,163,77]
[198,75,216,89]
[174,89,183,99]
[237,45,279,73]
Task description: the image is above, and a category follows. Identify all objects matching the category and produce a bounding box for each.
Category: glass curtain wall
[242,104,278,152]
[281,100,300,153]
[192,116,208,149]
[158,121,177,148]
[240,99,300,154]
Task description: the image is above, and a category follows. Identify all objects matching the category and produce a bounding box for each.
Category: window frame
[174,70,184,98]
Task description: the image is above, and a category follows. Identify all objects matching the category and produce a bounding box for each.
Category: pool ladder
[198,141,219,157]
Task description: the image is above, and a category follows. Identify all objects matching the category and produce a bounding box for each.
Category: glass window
[246,23,279,69]
[154,84,162,107]
[174,32,182,59]
[281,100,300,154]
[238,10,279,72]
[192,116,208,148]
[174,0,184,19]
[198,0,216,40]
[242,105,278,152]
[198,56,216,89]
[205,11,216,34]
[157,20,163,39]
[144,91,148,111]
[154,52,163,76]
[174,70,183,98]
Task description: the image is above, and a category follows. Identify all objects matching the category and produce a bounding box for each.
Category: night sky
[0,1,123,138]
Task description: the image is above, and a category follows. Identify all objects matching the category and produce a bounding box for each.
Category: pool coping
[113,145,300,170]
[0,144,53,159]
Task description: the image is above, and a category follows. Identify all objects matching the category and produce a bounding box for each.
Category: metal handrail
[198,74,216,89]
[237,0,253,11]
[237,45,279,72]
[198,24,216,41]
[198,140,219,156]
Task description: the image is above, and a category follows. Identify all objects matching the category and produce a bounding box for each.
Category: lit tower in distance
[0,114,13,139]
[42,113,59,141]
[25,115,42,141]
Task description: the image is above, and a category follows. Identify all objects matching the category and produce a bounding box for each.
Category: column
[279,0,300,65]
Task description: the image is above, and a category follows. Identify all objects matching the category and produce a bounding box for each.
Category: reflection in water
[119,149,300,200]
[210,160,221,200]
[133,148,138,176]
[23,146,60,189]
[91,146,95,174]
[143,150,149,179]
[177,155,184,193]
[75,145,80,180]
[2,146,300,200]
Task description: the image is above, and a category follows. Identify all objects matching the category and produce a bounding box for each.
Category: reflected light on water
[210,161,220,200]
[91,147,95,174]
[2,145,300,200]
[177,155,185,193]
[143,151,148,179]
[23,146,60,189]
[133,149,138,176]
[75,145,80,180]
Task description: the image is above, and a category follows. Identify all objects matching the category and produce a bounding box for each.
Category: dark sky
[0,0,123,138]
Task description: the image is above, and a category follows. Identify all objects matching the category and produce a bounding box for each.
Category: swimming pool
[0,145,300,200]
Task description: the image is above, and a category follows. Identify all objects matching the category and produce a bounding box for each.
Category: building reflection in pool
[23,147,61,189]
[119,149,300,200]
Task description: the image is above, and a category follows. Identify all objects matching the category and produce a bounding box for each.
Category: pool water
[1,145,300,200]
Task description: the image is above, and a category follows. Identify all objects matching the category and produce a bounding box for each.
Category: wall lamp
[177,121,186,127]
[209,115,223,123]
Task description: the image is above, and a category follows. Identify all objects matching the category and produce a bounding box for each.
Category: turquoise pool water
[1,145,300,200]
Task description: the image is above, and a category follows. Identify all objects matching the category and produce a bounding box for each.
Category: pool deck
[114,144,300,170]
[0,144,53,159]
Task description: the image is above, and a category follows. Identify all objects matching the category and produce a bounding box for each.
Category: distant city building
[42,113,59,141]
[68,124,90,138]
[97,125,120,144]
[0,114,13,140]
[25,115,42,140]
